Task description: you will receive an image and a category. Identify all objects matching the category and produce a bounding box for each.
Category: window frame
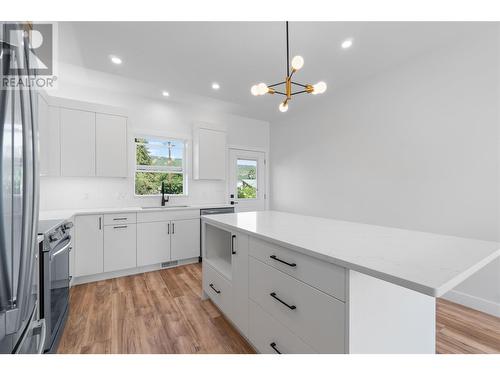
[133,134,188,197]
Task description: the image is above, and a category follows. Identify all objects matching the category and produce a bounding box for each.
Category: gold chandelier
[251,21,327,113]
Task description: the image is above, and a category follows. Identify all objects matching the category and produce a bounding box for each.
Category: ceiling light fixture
[110,55,122,65]
[212,82,220,90]
[251,21,327,113]
[341,39,353,49]
[162,91,170,97]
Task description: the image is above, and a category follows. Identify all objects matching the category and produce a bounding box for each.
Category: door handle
[209,283,221,294]
[98,217,102,230]
[269,255,296,267]
[231,234,236,254]
[172,223,175,234]
[270,342,282,354]
[167,223,170,234]
[270,292,296,310]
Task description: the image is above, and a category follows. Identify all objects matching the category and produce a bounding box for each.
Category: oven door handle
[50,241,72,261]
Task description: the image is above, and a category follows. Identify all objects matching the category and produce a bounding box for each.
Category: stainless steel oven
[38,219,72,353]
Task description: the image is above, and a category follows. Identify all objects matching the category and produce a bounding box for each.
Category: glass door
[228,149,266,212]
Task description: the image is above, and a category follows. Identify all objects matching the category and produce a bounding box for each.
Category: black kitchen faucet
[161,181,169,206]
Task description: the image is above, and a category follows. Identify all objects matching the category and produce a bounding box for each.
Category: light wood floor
[58,263,500,354]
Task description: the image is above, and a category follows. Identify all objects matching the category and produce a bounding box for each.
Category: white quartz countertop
[202,211,500,297]
[39,203,232,222]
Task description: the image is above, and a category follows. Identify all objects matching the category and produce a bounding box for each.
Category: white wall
[40,63,270,210]
[270,31,500,316]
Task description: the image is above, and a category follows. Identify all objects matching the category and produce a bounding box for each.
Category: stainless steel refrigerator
[0,22,44,354]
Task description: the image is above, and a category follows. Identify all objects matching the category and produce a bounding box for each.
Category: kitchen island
[201,210,500,353]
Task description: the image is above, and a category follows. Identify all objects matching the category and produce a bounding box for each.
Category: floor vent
[161,260,178,268]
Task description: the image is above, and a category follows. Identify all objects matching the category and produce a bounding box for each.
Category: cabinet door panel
[75,215,103,277]
[230,232,249,335]
[194,128,226,180]
[104,224,136,272]
[170,219,200,261]
[96,113,127,177]
[60,108,95,176]
[137,222,171,266]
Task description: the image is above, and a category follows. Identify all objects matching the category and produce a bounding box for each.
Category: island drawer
[203,262,232,316]
[249,256,346,353]
[249,300,315,354]
[137,209,200,223]
[104,212,137,225]
[249,237,346,301]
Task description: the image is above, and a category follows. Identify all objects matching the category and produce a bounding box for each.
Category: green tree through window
[135,137,185,195]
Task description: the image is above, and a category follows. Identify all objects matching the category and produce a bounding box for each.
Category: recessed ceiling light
[212,82,220,90]
[110,55,122,65]
[162,91,170,97]
[341,39,353,49]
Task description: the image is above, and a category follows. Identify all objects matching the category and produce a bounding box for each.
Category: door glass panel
[236,159,257,199]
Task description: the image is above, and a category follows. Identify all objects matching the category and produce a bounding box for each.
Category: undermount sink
[141,205,190,209]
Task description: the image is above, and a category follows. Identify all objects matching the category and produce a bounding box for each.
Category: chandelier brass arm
[251,21,327,113]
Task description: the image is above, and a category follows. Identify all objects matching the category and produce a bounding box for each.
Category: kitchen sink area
[141,205,190,209]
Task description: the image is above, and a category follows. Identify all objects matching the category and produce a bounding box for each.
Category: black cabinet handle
[270,255,296,267]
[172,223,175,234]
[209,283,221,294]
[270,292,296,310]
[231,234,236,254]
[270,342,282,354]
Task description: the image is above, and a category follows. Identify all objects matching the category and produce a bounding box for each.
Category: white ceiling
[57,22,494,122]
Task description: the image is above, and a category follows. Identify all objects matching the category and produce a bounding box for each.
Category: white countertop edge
[201,216,500,298]
[39,203,233,221]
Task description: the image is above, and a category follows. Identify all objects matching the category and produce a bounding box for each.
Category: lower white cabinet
[137,221,171,266]
[202,222,347,354]
[170,219,200,261]
[104,224,137,272]
[229,232,249,336]
[249,300,315,354]
[74,214,104,277]
[72,210,201,282]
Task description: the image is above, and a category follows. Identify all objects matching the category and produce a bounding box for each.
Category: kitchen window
[134,136,187,196]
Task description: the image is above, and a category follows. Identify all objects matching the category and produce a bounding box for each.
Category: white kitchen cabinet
[96,113,127,177]
[38,95,61,176]
[137,221,171,266]
[74,215,104,277]
[60,108,96,177]
[193,127,226,180]
[230,232,249,336]
[103,224,137,272]
[170,219,200,261]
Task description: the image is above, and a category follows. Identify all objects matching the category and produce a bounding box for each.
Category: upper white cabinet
[193,127,226,180]
[96,113,127,177]
[38,94,128,178]
[38,94,61,176]
[60,108,96,177]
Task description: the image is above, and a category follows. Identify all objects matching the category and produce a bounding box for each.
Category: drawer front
[249,257,345,353]
[203,262,232,316]
[249,237,346,301]
[104,212,137,225]
[137,209,200,223]
[249,300,315,354]
[103,224,137,272]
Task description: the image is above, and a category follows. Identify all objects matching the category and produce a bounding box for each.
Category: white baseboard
[71,257,199,286]
[443,290,500,318]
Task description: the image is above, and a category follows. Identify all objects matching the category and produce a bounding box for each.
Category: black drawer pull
[270,292,296,310]
[270,342,282,354]
[209,283,221,294]
[270,255,296,267]
[231,234,236,254]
